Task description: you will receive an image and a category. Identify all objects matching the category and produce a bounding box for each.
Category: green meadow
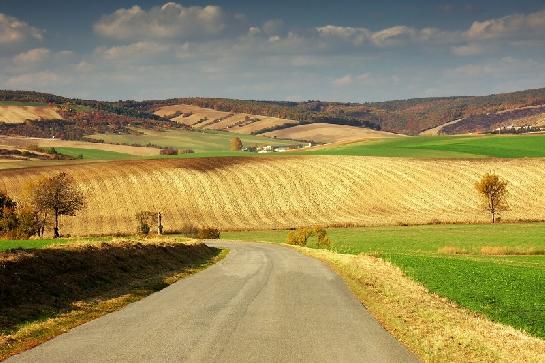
[224,223,545,338]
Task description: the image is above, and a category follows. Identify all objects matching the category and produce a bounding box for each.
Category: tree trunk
[54,210,60,238]
[492,212,495,224]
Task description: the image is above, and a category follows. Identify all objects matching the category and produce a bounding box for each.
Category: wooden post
[157,212,163,235]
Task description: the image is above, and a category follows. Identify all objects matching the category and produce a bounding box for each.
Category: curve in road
[7,241,417,363]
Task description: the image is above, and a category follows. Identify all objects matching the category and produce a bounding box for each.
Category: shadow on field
[0,242,221,333]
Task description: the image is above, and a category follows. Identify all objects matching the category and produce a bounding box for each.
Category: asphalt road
[8,241,417,363]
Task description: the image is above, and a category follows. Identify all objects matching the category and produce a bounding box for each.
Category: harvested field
[0,136,159,156]
[155,104,298,134]
[1,156,545,235]
[263,123,397,143]
[0,105,62,123]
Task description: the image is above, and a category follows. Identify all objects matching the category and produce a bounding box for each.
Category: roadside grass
[90,128,297,153]
[223,223,545,339]
[0,237,110,251]
[305,134,545,158]
[0,238,227,360]
[296,247,545,363]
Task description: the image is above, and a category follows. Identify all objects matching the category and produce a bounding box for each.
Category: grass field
[54,147,135,160]
[223,223,545,338]
[308,134,545,158]
[90,128,297,153]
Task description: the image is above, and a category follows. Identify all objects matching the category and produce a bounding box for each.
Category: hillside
[3,88,545,137]
[154,104,297,134]
[0,103,62,123]
[262,123,398,143]
[151,88,545,135]
[1,156,544,236]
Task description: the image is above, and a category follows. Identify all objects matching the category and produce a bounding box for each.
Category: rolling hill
[0,103,62,123]
[1,156,544,236]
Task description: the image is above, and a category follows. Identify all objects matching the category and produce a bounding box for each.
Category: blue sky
[1,1,545,101]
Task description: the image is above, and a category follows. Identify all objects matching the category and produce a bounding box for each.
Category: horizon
[1,1,545,101]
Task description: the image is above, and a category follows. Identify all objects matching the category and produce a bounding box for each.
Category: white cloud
[315,25,370,46]
[93,2,243,41]
[466,9,545,41]
[0,13,44,45]
[13,47,50,63]
[333,73,371,87]
[6,71,62,88]
[95,42,170,60]
[450,43,489,56]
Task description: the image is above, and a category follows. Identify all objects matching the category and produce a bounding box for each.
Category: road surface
[8,241,417,363]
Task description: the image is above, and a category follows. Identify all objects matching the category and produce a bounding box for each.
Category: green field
[54,147,135,160]
[223,223,545,338]
[90,128,297,153]
[307,134,545,158]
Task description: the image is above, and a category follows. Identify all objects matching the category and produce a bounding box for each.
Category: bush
[160,148,178,155]
[177,224,220,239]
[135,211,155,235]
[286,227,331,249]
[196,228,220,239]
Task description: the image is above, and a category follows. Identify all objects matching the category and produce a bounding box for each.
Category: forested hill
[2,87,545,135]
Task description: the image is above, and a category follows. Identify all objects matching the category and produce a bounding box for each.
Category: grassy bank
[0,238,226,360]
[223,223,545,338]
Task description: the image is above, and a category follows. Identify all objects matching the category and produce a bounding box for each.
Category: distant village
[493,125,545,134]
[242,142,314,153]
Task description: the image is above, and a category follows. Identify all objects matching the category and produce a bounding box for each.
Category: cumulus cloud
[95,42,170,60]
[6,71,61,88]
[13,47,50,63]
[93,2,245,41]
[0,13,43,45]
[466,9,545,41]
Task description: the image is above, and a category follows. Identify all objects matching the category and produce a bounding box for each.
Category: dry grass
[295,247,545,362]
[1,156,545,236]
[480,246,545,255]
[0,238,226,360]
[0,106,62,123]
[438,245,545,255]
[263,123,397,143]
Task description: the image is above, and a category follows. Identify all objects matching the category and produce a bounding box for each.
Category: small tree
[475,173,509,223]
[32,172,86,238]
[230,137,243,151]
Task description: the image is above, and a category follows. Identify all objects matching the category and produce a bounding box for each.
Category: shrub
[286,227,331,249]
[160,148,178,155]
[135,211,155,235]
[196,228,220,239]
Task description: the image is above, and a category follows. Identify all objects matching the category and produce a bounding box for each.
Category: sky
[1,1,545,102]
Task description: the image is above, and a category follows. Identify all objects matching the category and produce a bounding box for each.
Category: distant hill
[2,87,545,137]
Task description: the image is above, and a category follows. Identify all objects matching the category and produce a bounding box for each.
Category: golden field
[1,156,545,236]
[0,105,62,123]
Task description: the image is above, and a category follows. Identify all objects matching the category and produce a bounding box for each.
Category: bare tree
[33,172,86,238]
[475,173,509,223]
[230,137,243,151]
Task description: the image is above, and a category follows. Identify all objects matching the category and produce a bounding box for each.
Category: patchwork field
[0,103,62,123]
[1,156,545,235]
[263,123,398,143]
[309,134,545,158]
[224,223,545,339]
[155,104,297,134]
[0,136,159,156]
[90,128,296,153]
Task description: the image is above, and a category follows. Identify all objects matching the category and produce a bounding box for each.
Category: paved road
[8,242,417,363]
